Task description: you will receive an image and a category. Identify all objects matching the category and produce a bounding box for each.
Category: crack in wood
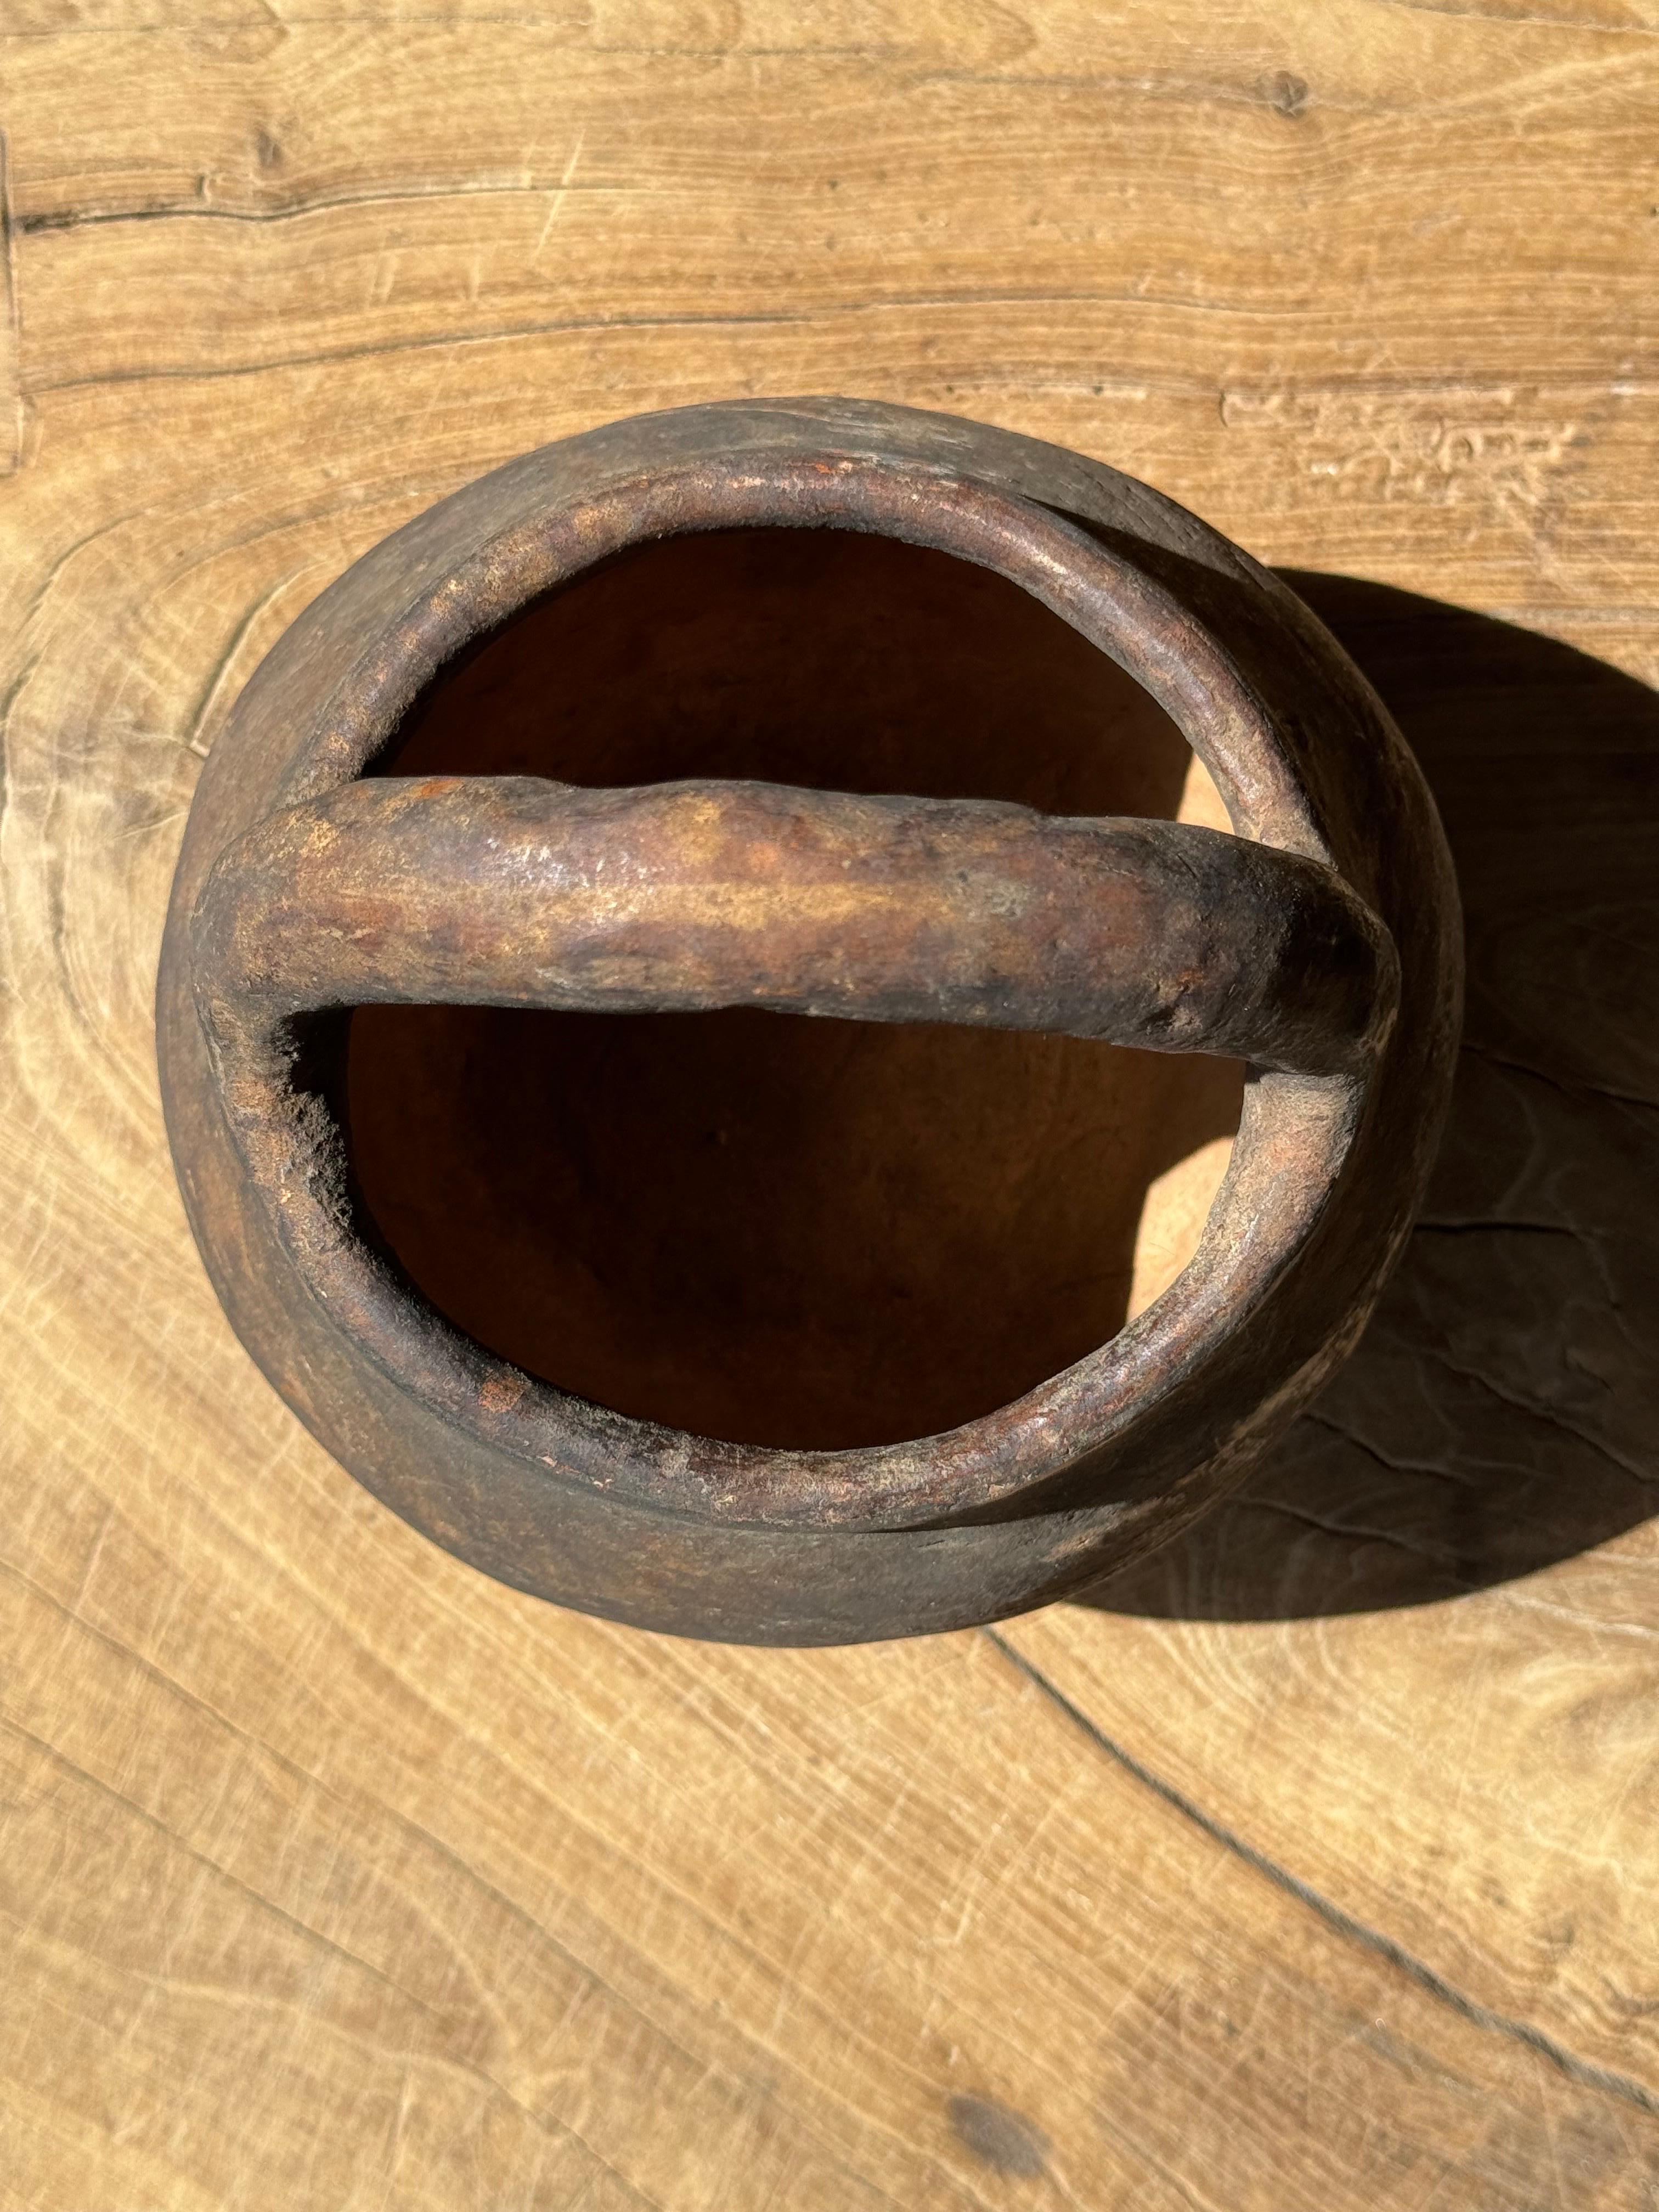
[24,285,1331,404]
[1367,0,1659,32]
[16,175,618,236]
[983,1629,1659,2121]
[1,128,21,475]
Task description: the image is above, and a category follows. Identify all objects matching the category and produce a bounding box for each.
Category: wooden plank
[7,10,1656,420]
[4,3,1656,648]
[4,1444,1659,2208]
[3,1,1658,2203]
[9,352,1658,707]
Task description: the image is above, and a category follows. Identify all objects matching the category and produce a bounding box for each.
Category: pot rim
[176,404,1384,1536]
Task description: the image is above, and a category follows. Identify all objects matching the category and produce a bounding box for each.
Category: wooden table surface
[4,4,1658,2205]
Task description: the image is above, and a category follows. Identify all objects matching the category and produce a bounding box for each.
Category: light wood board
[3,3,1658,2205]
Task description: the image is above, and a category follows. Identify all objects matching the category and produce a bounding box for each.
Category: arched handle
[191,774,1397,1077]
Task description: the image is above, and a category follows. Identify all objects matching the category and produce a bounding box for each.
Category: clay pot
[158,398,1461,1644]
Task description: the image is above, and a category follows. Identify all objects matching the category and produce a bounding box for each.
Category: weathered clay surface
[196,776,1393,1070]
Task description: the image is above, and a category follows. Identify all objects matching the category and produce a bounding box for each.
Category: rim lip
[188,435,1374,1534]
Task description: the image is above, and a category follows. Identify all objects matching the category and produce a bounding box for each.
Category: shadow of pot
[1083,575,1659,1621]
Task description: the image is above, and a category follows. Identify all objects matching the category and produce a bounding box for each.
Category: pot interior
[343,526,1243,1449]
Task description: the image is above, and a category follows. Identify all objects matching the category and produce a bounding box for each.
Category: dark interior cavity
[343,527,1243,1449]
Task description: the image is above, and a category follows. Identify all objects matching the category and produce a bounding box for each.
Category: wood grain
[2,2,1657,2204]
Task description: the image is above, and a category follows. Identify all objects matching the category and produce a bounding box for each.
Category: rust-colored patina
[158,398,1462,1643]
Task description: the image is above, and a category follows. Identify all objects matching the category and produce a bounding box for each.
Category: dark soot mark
[949,2092,1052,2179]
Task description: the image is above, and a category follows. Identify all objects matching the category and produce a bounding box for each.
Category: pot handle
[191,773,1397,1079]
